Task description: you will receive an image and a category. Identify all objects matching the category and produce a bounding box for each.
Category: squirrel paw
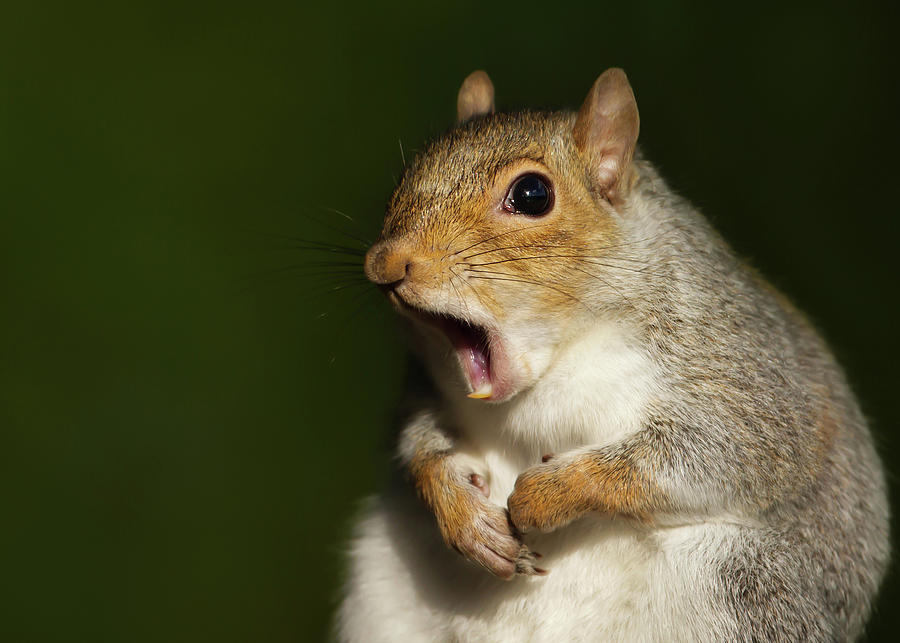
[435,469,546,579]
[508,457,589,534]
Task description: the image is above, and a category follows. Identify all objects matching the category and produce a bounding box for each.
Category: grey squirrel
[336,68,889,641]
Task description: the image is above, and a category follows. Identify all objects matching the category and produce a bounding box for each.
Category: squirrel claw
[513,544,547,576]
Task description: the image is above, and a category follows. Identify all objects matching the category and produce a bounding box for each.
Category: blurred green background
[1,1,897,640]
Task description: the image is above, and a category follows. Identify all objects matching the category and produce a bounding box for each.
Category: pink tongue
[434,316,493,399]
[462,345,492,398]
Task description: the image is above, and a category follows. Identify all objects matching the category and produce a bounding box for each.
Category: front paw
[450,498,544,580]
[508,458,591,533]
[434,471,545,579]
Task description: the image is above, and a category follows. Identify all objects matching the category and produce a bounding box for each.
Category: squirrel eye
[503,173,553,216]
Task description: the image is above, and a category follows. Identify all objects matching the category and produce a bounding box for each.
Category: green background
[2,1,897,640]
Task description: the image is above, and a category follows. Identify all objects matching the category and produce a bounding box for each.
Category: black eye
[503,173,553,216]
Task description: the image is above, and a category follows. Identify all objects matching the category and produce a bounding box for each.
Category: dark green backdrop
[2,1,897,640]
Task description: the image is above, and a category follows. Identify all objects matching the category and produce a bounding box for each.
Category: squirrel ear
[457,70,495,123]
[573,68,640,202]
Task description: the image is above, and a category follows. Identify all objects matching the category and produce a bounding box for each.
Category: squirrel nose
[364,241,413,289]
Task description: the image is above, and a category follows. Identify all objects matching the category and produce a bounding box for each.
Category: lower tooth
[467,382,492,399]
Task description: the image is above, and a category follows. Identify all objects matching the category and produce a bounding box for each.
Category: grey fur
[347,99,890,641]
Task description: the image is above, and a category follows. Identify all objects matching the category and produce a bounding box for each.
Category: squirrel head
[365,69,641,403]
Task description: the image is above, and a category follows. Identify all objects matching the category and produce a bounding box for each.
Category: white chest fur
[339,496,736,642]
[451,320,661,503]
[337,322,737,642]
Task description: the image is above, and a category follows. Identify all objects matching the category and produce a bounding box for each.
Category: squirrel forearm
[396,410,479,517]
[508,433,669,531]
[509,414,825,532]
[396,411,453,468]
[396,411,456,509]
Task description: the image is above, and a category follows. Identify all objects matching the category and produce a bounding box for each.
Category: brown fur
[406,446,542,579]
[508,450,666,530]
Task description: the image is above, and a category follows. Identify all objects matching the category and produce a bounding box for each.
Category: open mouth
[428,314,494,399]
[394,300,495,399]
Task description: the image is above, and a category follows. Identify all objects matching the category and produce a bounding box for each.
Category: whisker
[466,273,593,313]
[443,226,471,252]
[460,226,687,261]
[454,224,550,259]
[304,280,373,299]
[463,251,652,268]
[447,269,472,321]
[461,243,600,261]
[568,264,634,310]
[233,264,366,297]
[322,207,359,224]
[276,270,367,284]
[463,253,580,267]
[572,259,694,284]
[253,262,363,279]
[313,207,374,247]
[321,288,383,363]
[460,253,691,284]
[450,265,491,313]
[284,244,367,258]
[276,259,364,268]
[254,229,368,256]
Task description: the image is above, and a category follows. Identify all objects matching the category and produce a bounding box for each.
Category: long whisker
[284,244,367,258]
[443,226,471,253]
[317,289,385,364]
[466,273,593,313]
[248,262,363,281]
[568,264,634,310]
[275,259,364,268]
[463,251,650,267]
[302,280,373,300]
[324,207,356,222]
[303,208,373,249]
[255,229,368,256]
[275,269,366,283]
[460,226,686,261]
[454,224,550,259]
[447,268,472,321]
[464,254,668,279]
[451,265,491,313]
[460,253,691,284]
[571,259,694,284]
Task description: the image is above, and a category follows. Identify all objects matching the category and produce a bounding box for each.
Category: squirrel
[335,69,890,641]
